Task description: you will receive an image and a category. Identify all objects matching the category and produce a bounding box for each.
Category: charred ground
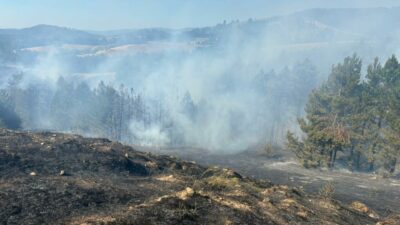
[0,129,398,225]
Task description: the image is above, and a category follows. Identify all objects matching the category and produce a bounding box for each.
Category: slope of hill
[0,129,397,225]
[0,25,107,48]
[293,7,400,38]
[1,7,400,50]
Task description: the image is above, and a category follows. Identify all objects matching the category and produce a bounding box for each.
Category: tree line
[0,74,169,145]
[288,55,400,174]
[0,60,320,149]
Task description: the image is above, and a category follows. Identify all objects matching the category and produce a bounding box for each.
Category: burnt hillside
[0,129,397,225]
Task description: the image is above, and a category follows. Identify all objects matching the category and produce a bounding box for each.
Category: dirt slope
[153,147,400,217]
[0,129,396,225]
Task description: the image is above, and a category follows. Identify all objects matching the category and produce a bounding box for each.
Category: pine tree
[381,55,400,173]
[361,58,385,171]
[289,55,400,173]
[288,55,362,168]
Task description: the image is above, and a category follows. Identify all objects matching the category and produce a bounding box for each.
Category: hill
[0,129,398,224]
[0,25,107,48]
[2,7,400,49]
[0,7,399,72]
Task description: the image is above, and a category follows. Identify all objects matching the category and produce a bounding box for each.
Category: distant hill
[0,25,107,48]
[1,7,400,86]
[292,7,400,38]
[1,7,400,49]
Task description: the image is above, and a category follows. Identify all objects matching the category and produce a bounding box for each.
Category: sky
[0,0,400,30]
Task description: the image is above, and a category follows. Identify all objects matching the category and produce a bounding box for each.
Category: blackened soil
[0,129,397,225]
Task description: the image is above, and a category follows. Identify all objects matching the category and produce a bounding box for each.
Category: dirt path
[242,159,400,217]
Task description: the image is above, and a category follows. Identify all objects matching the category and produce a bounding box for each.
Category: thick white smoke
[6,7,400,152]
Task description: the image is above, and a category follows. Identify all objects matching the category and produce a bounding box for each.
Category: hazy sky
[1,0,399,30]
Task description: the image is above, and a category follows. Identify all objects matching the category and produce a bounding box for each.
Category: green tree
[381,56,400,173]
[289,55,400,174]
[288,55,362,168]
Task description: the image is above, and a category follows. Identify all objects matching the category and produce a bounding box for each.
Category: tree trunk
[389,158,397,174]
[332,148,337,168]
[369,161,374,172]
[349,146,355,171]
[355,151,361,170]
[328,148,337,168]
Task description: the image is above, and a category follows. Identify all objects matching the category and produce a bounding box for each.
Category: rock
[369,212,380,219]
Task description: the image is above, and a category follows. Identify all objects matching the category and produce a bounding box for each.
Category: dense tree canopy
[288,55,400,174]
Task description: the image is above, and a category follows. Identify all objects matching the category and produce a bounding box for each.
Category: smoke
[3,7,400,152]
[129,121,170,146]
[20,47,65,88]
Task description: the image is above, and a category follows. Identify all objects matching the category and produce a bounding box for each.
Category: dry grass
[68,215,116,225]
[207,194,252,212]
[319,181,335,200]
[155,175,179,182]
[205,176,241,190]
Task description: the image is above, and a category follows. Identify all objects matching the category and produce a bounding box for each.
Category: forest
[1,54,399,175]
[288,55,400,174]
[0,60,318,149]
